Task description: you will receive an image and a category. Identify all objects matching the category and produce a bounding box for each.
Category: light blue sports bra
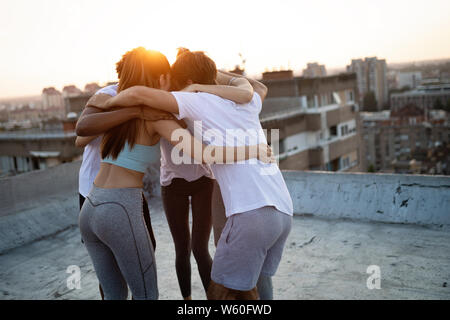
[102,142,155,173]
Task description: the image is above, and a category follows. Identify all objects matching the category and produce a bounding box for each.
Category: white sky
[1,0,450,98]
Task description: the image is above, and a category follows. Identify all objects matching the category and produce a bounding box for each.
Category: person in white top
[102,49,294,300]
[76,84,118,209]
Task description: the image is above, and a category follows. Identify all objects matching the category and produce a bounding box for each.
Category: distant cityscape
[0,57,449,178]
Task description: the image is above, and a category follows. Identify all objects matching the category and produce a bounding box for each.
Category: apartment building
[260,72,361,173]
[347,57,388,111]
[396,71,423,89]
[42,87,64,110]
[391,82,450,113]
[360,107,449,173]
[303,62,327,78]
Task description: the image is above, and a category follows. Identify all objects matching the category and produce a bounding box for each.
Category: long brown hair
[101,47,170,159]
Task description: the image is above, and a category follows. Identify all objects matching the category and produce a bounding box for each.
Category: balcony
[0,162,449,299]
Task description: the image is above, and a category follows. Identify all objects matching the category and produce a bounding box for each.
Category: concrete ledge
[0,161,81,254]
[0,161,81,218]
[0,196,78,254]
[283,170,450,227]
[1,163,449,254]
[0,159,162,255]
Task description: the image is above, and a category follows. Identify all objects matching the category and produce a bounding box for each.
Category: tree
[368,164,375,173]
[363,91,378,111]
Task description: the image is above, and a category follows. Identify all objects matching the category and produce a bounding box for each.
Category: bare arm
[218,70,268,102]
[151,120,273,164]
[75,135,99,148]
[183,77,253,104]
[75,105,142,137]
[101,86,180,114]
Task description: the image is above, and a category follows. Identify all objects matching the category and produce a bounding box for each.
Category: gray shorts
[211,206,292,291]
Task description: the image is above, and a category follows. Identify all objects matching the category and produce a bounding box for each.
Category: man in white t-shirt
[102,51,293,300]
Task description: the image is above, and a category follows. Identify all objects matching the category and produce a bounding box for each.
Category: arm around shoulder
[105,86,180,114]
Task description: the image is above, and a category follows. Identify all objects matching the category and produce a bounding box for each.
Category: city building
[63,93,94,117]
[62,84,97,117]
[260,71,361,172]
[4,105,41,128]
[84,83,102,94]
[347,57,388,111]
[390,81,450,113]
[0,82,104,176]
[0,130,80,177]
[62,85,82,98]
[396,71,423,89]
[302,62,327,78]
[262,70,294,81]
[360,107,449,174]
[41,87,64,110]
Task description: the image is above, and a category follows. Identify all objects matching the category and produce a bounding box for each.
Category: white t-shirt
[171,91,293,217]
[78,85,117,197]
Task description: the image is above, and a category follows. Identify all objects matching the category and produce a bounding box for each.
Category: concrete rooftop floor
[0,197,449,300]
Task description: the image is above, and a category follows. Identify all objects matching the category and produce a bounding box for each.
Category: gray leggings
[79,185,158,300]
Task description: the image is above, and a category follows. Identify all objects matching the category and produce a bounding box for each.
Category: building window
[326,162,333,171]
[329,92,336,104]
[321,93,328,106]
[307,95,319,108]
[344,157,350,167]
[340,125,349,137]
[278,139,286,155]
[348,90,354,102]
[330,126,337,137]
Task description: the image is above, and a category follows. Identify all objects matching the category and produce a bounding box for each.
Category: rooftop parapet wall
[0,161,81,253]
[0,160,80,218]
[1,164,449,223]
[1,163,449,254]
[282,170,450,227]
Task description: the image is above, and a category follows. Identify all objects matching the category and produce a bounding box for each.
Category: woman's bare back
[94,119,160,189]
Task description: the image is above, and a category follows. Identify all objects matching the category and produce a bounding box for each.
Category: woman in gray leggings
[80,185,158,299]
[77,47,267,300]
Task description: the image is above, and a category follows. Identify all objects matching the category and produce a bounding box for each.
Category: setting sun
[1,0,450,98]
